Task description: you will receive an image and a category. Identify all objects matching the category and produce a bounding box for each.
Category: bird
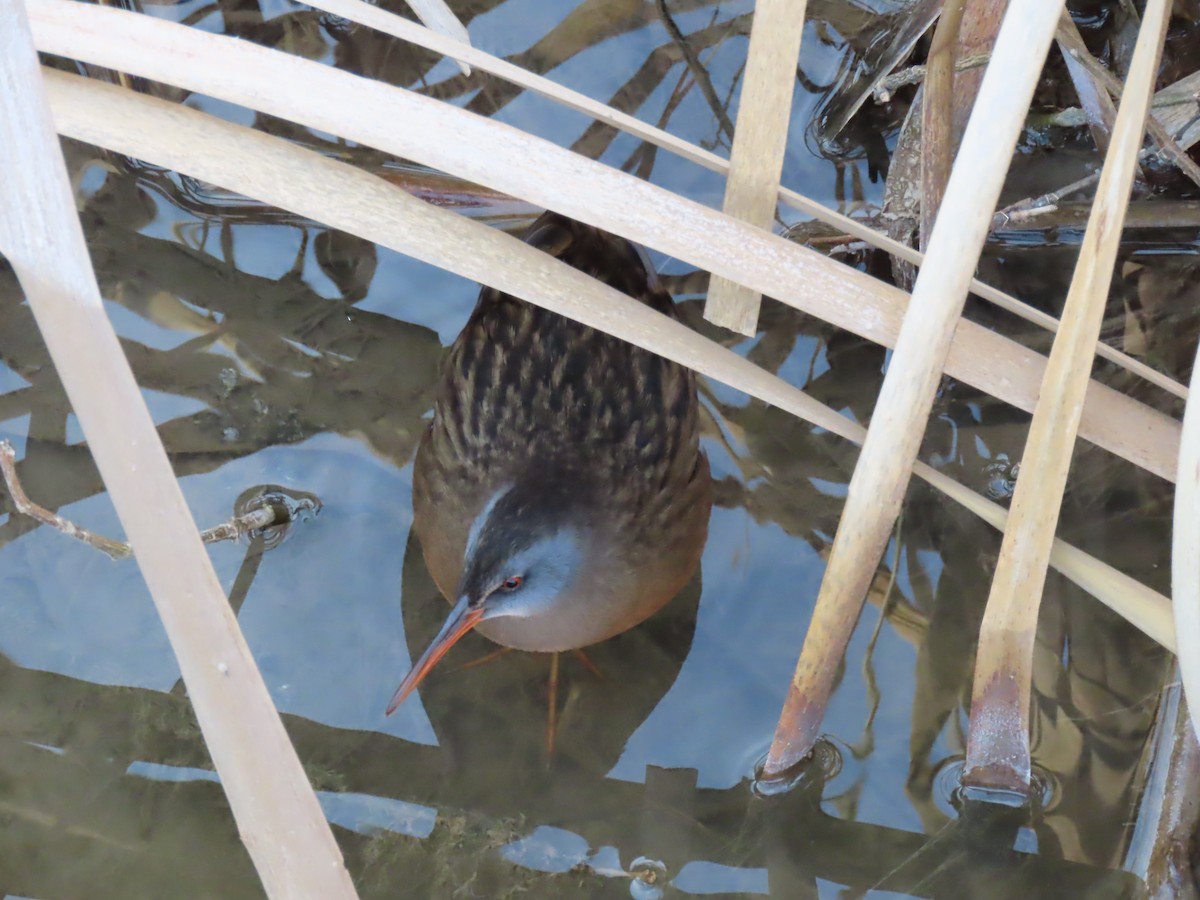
[386,210,711,716]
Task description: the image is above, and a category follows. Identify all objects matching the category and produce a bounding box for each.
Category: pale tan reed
[0,2,358,897]
[40,66,1175,659]
[763,0,1069,776]
[963,0,1174,796]
[704,0,808,335]
[22,0,1194,820]
[297,0,1185,399]
[1174,349,1200,743]
[26,0,1184,482]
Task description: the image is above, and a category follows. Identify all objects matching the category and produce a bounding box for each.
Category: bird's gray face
[457,488,585,624]
[386,483,586,715]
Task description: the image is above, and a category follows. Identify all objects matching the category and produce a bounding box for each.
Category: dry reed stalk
[962,0,1171,798]
[27,0,1185,480]
[950,0,1008,128]
[918,0,966,250]
[1174,351,1200,743]
[761,0,1067,778]
[703,0,808,336]
[404,0,470,75]
[1123,682,1200,894]
[919,461,1176,651]
[0,3,357,898]
[1153,70,1200,148]
[404,0,468,47]
[40,68,1176,655]
[302,0,1182,398]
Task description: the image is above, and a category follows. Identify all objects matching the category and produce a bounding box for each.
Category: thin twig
[0,440,317,560]
[871,52,990,103]
[994,199,1200,231]
[200,492,321,544]
[992,173,1100,228]
[0,440,132,560]
[995,203,1061,228]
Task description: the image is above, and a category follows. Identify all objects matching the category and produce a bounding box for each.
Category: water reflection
[0,0,1186,895]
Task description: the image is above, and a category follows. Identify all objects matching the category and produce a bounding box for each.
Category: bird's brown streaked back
[389,211,710,714]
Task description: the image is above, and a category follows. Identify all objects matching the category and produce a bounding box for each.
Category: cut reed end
[761,688,824,778]
[962,671,1033,798]
[703,275,761,336]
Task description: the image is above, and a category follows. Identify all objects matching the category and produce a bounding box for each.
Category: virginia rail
[386,211,711,714]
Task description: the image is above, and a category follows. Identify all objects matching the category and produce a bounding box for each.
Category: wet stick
[27,0,1185,477]
[39,67,1175,653]
[917,0,965,250]
[0,440,132,560]
[1052,13,1200,191]
[872,52,990,101]
[963,0,1171,798]
[0,440,316,558]
[301,0,1178,397]
[0,3,358,897]
[1056,11,1120,157]
[762,0,1067,778]
[703,0,807,335]
[996,66,1200,232]
[1173,345,1200,744]
[1122,683,1200,891]
[1151,70,1200,150]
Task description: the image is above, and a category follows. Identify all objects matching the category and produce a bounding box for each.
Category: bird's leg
[453,646,513,672]
[544,651,602,760]
[545,651,561,761]
[571,648,604,679]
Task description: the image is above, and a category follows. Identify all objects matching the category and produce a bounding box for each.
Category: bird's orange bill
[386,596,484,715]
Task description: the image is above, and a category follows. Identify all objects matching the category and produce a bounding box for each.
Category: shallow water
[0,0,1188,896]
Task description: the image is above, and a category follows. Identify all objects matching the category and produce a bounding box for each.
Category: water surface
[0,0,1185,896]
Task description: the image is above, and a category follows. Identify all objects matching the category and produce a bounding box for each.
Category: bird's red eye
[502,576,523,592]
